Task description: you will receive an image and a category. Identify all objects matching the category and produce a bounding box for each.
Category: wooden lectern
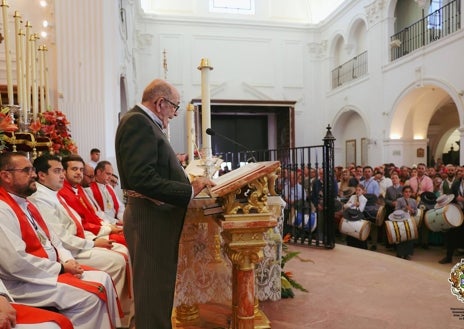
[174,161,281,329]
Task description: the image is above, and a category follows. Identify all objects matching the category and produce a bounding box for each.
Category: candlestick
[186,103,196,164]
[25,21,31,113]
[30,33,38,120]
[43,45,50,110]
[1,0,14,104]
[197,58,213,161]
[13,11,22,108]
[38,45,45,113]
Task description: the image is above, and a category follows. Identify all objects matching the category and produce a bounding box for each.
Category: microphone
[206,128,257,163]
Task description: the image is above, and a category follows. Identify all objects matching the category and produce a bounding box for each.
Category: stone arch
[388,78,464,165]
[328,32,346,68]
[346,16,368,56]
[332,105,369,166]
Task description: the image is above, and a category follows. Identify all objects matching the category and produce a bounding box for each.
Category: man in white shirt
[29,154,134,327]
[88,148,100,169]
[87,161,125,222]
[0,152,121,329]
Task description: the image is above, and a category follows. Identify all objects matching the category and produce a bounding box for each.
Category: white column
[459,127,464,166]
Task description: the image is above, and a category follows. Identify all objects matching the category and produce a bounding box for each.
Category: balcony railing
[331,51,368,89]
[391,0,461,60]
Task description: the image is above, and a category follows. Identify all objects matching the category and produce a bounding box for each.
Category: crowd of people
[281,161,464,264]
[0,79,217,329]
[0,150,134,329]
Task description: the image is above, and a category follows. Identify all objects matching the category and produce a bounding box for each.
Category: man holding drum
[408,163,433,249]
[440,166,464,264]
[394,185,418,260]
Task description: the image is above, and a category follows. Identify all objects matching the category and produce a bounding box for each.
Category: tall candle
[197,58,213,160]
[43,45,49,109]
[1,0,14,104]
[13,11,22,108]
[186,103,196,164]
[38,45,45,113]
[19,28,27,122]
[24,21,31,113]
[30,33,38,120]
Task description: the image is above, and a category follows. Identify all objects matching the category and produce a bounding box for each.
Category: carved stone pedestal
[173,161,281,329]
[221,213,277,329]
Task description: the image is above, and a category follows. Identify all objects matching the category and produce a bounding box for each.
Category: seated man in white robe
[87,161,125,223]
[0,152,121,329]
[0,278,74,329]
[29,154,133,327]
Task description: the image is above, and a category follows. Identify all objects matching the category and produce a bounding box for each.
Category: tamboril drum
[424,204,464,232]
[375,205,386,227]
[413,207,424,228]
[385,217,419,244]
[339,218,371,241]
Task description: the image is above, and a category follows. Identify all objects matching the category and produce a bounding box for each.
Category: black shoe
[438,257,452,264]
[403,255,411,260]
[421,244,429,250]
[369,245,377,251]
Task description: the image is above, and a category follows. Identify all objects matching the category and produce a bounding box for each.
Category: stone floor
[173,241,464,329]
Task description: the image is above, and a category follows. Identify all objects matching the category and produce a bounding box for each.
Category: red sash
[13,304,74,329]
[59,181,127,246]
[106,186,119,214]
[90,182,119,216]
[0,188,119,327]
[57,194,86,238]
[57,273,107,303]
[0,187,53,259]
[0,189,115,303]
[58,181,104,236]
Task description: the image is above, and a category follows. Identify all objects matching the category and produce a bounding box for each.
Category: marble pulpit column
[221,212,277,329]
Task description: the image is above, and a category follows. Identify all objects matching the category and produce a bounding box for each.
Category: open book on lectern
[207,161,280,198]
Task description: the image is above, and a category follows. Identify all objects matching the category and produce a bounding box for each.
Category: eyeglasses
[6,167,36,174]
[163,98,180,112]
[84,174,95,179]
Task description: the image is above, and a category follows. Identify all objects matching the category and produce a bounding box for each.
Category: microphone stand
[206,128,257,163]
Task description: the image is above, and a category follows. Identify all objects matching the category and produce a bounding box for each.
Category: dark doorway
[191,99,296,161]
[211,115,268,154]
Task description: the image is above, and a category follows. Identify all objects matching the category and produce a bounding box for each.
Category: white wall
[42,0,464,169]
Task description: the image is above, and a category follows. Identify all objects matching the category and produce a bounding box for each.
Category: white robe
[0,279,60,328]
[0,195,121,329]
[30,183,133,324]
[85,182,125,222]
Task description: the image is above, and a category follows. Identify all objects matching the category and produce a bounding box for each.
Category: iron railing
[331,51,368,89]
[215,126,336,248]
[391,0,461,60]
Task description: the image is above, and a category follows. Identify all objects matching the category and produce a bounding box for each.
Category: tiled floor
[172,240,464,329]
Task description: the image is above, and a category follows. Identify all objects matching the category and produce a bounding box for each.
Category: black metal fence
[215,126,336,248]
[391,0,461,61]
[331,51,368,89]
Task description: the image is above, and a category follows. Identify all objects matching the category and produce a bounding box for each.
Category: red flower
[29,120,42,134]
[0,113,18,133]
[34,110,78,156]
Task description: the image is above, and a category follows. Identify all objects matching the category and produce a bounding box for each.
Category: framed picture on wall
[361,138,368,165]
[346,139,356,167]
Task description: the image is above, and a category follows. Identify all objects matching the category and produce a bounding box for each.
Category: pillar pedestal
[221,213,276,329]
